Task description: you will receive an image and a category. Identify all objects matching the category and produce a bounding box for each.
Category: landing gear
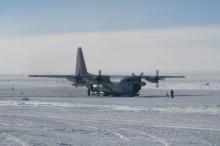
[97,90,100,96]
[87,88,91,96]
[128,92,139,97]
[87,83,93,96]
[103,93,109,96]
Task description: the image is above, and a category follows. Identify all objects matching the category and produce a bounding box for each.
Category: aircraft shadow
[0,94,211,98]
[139,94,209,98]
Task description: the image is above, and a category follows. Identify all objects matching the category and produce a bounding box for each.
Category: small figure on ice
[170,90,174,98]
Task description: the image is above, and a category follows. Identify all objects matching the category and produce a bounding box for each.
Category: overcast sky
[0,0,220,74]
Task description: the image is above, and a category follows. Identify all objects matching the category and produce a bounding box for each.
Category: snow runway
[0,92,220,146]
[0,74,220,145]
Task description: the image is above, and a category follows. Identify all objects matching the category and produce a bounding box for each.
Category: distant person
[170,90,174,98]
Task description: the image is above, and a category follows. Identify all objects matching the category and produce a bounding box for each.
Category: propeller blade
[98,70,102,82]
[140,72,144,77]
[132,73,135,77]
[97,70,102,96]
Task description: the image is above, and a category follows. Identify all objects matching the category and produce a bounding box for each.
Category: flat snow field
[0,85,220,146]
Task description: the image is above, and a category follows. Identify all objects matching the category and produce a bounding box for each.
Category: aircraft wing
[29,74,93,87]
[142,75,185,83]
[29,75,74,79]
[105,74,184,81]
[29,75,77,82]
[29,75,74,77]
[29,74,185,87]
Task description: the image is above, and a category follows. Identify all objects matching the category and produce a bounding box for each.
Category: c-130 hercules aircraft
[30,47,184,96]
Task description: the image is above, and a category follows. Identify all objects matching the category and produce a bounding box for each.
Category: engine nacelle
[141,82,146,86]
[91,84,102,92]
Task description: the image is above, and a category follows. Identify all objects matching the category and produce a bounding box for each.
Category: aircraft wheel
[87,88,91,96]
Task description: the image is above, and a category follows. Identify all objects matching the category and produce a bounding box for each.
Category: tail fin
[75,47,88,77]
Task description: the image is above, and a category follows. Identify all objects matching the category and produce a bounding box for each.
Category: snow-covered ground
[0,75,220,146]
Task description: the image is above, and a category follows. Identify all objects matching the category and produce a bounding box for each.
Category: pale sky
[0,0,220,74]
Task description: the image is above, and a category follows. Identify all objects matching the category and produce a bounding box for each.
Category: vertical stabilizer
[75,47,88,77]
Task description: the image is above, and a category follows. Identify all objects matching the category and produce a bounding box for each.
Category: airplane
[29,47,184,97]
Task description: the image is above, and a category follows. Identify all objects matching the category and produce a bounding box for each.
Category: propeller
[131,72,144,93]
[97,70,102,96]
[132,72,144,78]
[132,73,135,77]
[140,72,144,77]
